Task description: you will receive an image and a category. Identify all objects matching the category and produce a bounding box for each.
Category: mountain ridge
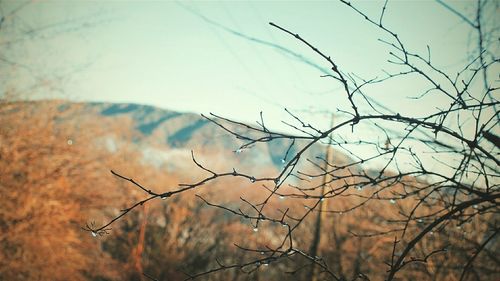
[13,99,354,175]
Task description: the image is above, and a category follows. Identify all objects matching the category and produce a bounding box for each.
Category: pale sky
[2,1,478,126]
[2,0,494,173]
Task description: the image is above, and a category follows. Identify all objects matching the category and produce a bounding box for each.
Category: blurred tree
[0,101,121,280]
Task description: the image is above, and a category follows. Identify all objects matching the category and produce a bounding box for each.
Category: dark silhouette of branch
[86,1,499,280]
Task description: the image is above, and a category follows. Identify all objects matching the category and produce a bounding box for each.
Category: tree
[0,101,124,280]
[88,1,498,280]
[0,2,133,280]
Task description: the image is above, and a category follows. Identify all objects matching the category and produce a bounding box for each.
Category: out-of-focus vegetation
[1,0,498,280]
[0,100,497,281]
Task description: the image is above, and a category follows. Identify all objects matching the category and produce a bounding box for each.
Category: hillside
[55,100,352,176]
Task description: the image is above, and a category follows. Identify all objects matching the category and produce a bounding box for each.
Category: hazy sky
[2,0,497,177]
[2,0,479,131]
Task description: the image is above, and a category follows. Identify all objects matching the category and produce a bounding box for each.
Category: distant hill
[50,101,353,177]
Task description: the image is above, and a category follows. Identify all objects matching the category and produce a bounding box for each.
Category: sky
[1,0,495,173]
[2,1,479,126]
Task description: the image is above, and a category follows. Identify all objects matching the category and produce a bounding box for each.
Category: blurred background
[1,1,498,280]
